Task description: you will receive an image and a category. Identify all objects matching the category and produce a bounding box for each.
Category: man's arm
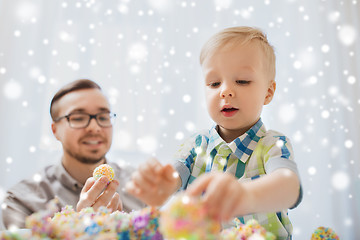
[2,193,32,229]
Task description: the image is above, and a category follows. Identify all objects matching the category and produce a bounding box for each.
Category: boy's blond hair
[199,26,276,80]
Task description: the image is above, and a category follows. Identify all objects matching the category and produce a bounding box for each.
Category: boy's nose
[220,86,234,98]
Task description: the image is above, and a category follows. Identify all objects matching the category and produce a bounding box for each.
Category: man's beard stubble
[65,148,106,164]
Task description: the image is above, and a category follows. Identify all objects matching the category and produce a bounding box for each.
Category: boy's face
[51,89,113,164]
[202,42,276,139]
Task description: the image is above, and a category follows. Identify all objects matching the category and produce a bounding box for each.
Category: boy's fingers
[137,158,163,184]
[125,181,141,196]
[222,191,237,221]
[202,176,223,203]
[139,159,158,173]
[163,164,178,181]
[125,181,133,192]
[187,174,213,196]
[147,158,162,173]
[141,158,162,174]
[131,171,156,190]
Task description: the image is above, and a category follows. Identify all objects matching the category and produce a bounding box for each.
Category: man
[2,79,144,229]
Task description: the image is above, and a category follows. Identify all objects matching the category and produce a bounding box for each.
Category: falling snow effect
[338,25,357,46]
[331,171,350,191]
[0,0,359,238]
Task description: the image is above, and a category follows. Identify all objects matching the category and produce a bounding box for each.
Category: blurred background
[0,0,359,238]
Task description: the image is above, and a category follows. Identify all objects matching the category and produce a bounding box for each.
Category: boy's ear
[264,80,276,105]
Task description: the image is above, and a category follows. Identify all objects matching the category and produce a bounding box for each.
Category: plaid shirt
[173,118,301,240]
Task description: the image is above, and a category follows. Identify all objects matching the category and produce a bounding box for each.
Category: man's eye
[236,80,250,85]
[210,82,220,87]
[98,113,111,121]
[71,117,86,122]
[99,116,110,121]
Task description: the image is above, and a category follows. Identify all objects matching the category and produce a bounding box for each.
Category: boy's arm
[187,168,300,221]
[126,158,182,206]
[236,168,300,214]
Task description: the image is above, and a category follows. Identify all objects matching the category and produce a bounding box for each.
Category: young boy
[126,26,302,239]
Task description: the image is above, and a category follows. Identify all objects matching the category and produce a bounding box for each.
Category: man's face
[52,89,113,164]
[202,42,275,139]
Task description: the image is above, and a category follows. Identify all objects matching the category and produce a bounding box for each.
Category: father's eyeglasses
[54,112,116,129]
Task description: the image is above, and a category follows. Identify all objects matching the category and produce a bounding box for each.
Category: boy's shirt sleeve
[262,132,298,175]
[172,131,208,190]
[262,131,303,209]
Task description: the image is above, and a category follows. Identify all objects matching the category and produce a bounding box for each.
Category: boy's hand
[188,169,300,221]
[76,176,123,212]
[186,172,249,221]
[125,158,181,206]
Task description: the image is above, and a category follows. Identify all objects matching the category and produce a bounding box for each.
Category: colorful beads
[311,226,339,240]
[24,199,163,240]
[93,164,114,183]
[220,218,276,240]
[7,193,340,240]
[159,194,278,240]
[160,194,221,240]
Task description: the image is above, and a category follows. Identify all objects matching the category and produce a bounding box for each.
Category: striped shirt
[173,118,301,240]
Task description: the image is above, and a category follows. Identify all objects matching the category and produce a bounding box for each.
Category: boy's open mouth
[221,107,238,112]
[221,107,239,117]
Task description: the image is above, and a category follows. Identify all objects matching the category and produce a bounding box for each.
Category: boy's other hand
[125,158,181,206]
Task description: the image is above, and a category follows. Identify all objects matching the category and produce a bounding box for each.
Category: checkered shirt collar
[207,118,267,163]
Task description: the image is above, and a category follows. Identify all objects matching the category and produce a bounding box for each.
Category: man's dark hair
[50,79,101,120]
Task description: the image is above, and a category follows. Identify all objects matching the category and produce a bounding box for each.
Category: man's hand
[76,176,123,212]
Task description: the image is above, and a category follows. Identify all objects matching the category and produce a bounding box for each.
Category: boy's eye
[236,80,250,85]
[209,82,220,87]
